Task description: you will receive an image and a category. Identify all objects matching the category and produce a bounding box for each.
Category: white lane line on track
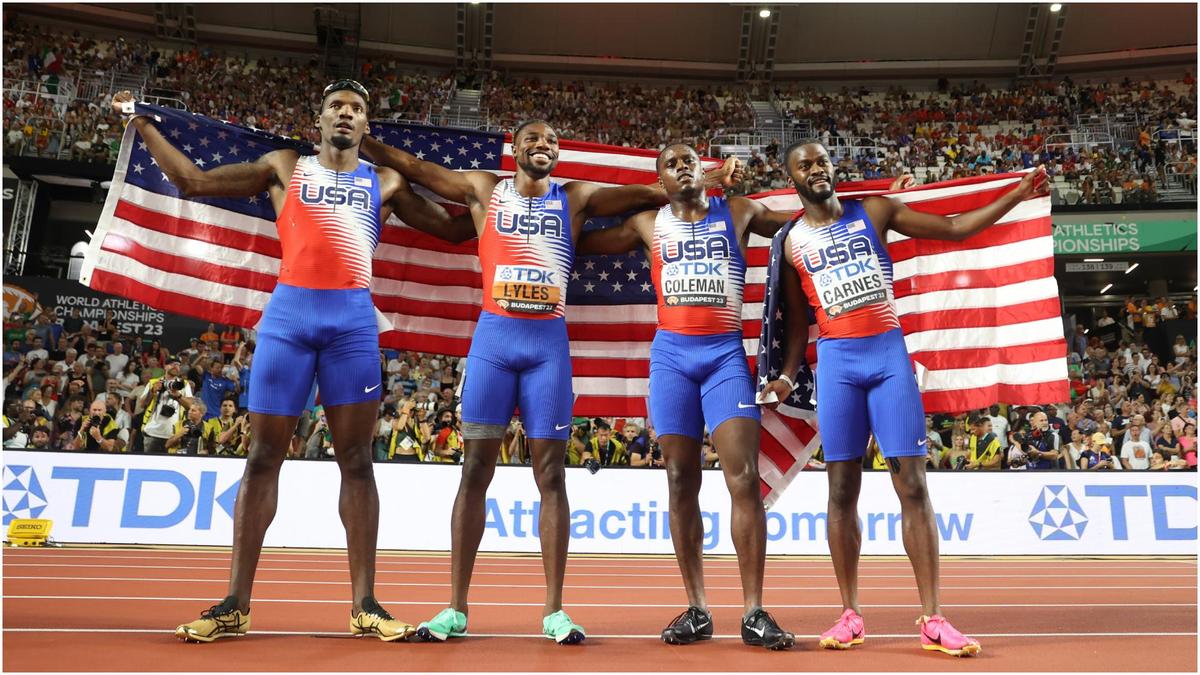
[3,576,1193,592]
[3,595,1195,609]
[2,628,1196,639]
[5,563,1195,580]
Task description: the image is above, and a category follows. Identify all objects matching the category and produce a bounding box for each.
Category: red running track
[3,547,1196,672]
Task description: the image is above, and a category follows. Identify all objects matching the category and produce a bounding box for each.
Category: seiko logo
[497,212,565,237]
[661,236,730,263]
[299,184,371,209]
[802,236,873,273]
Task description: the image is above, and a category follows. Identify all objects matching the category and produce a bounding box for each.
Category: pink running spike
[919,614,982,657]
[818,608,866,650]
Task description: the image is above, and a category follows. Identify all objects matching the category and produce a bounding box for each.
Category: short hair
[32,425,51,436]
[657,142,697,168]
[189,399,207,414]
[968,415,988,428]
[513,119,553,142]
[783,138,824,164]
[593,419,611,432]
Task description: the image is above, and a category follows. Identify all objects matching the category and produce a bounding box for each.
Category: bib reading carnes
[787,200,900,339]
[479,179,574,319]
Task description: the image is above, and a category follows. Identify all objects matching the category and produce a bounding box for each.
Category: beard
[515,153,556,180]
[795,176,836,202]
[329,133,358,151]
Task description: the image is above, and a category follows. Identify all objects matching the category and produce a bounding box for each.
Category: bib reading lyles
[492,264,561,314]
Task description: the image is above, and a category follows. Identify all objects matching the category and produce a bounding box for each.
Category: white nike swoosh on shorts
[737,402,757,409]
[363,384,380,393]
[555,423,570,431]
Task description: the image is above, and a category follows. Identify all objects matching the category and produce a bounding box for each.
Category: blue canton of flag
[569,217,656,306]
[371,122,506,172]
[757,220,816,411]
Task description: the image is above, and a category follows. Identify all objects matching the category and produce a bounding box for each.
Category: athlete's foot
[818,608,866,650]
[350,597,415,642]
[918,614,981,657]
[661,606,713,645]
[543,610,586,645]
[415,607,468,642]
[175,596,249,643]
[741,609,795,650]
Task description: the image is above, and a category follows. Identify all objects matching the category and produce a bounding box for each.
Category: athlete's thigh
[461,354,519,427]
[710,416,761,480]
[814,342,870,462]
[865,341,926,459]
[515,344,573,440]
[650,365,704,442]
[315,322,382,409]
[323,398,380,454]
[250,318,318,417]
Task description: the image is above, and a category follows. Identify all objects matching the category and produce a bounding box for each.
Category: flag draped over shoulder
[753,173,1069,507]
[83,106,1067,507]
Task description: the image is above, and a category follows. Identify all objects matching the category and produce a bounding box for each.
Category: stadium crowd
[4,21,1196,204]
[5,295,1196,472]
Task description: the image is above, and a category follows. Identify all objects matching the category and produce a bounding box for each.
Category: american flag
[81,106,1066,507]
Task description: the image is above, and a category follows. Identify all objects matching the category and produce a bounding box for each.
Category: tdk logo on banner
[1028,485,1088,541]
[2,465,49,526]
[50,467,240,530]
[1029,483,1196,542]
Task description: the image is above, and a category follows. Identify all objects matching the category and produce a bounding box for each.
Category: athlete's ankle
[742,605,762,621]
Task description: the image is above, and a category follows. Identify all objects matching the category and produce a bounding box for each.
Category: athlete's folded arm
[574,158,739,218]
[385,170,478,243]
[361,134,497,206]
[575,211,650,255]
[127,117,283,198]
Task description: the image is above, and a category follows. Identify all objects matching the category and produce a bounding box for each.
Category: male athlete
[112,80,474,643]
[361,124,733,644]
[578,143,797,649]
[761,140,1047,656]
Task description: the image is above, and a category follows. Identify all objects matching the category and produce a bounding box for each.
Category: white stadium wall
[3,451,1196,555]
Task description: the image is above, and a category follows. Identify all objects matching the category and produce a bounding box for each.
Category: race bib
[492,264,561,314]
[661,258,728,308]
[810,249,888,318]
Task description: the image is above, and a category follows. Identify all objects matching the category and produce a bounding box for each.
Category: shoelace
[200,601,238,620]
[361,600,395,621]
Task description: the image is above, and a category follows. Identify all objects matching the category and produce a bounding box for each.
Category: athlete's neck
[513,170,552,198]
[315,142,361,173]
[797,192,843,227]
[668,191,710,223]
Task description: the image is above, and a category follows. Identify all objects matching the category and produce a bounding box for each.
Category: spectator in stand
[197,359,238,421]
[1120,421,1153,469]
[199,323,219,349]
[965,415,1002,470]
[387,398,427,462]
[210,397,242,456]
[1155,424,1183,462]
[621,423,646,464]
[76,398,123,452]
[305,406,334,459]
[219,325,241,363]
[105,340,130,376]
[986,405,1009,452]
[426,407,462,463]
[1080,433,1118,470]
[583,419,628,467]
[27,424,52,450]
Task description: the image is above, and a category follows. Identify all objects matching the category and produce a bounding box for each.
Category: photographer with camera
[1016,410,1061,470]
[582,419,628,469]
[501,418,530,465]
[426,408,462,463]
[964,415,1002,470]
[385,398,427,462]
[138,359,193,454]
[626,423,656,467]
[305,407,334,459]
[77,398,124,453]
[168,399,217,455]
[212,397,243,456]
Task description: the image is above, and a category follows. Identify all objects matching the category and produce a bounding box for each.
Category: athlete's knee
[665,461,700,495]
[532,459,565,494]
[893,469,929,505]
[460,452,497,489]
[244,441,286,478]
[827,479,859,511]
[338,446,375,483]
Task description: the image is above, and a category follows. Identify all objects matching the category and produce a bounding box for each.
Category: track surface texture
[3,547,1196,672]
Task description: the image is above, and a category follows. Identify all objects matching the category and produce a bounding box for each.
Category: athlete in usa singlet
[647,196,759,441]
[786,199,924,461]
[461,179,575,440]
[250,155,385,416]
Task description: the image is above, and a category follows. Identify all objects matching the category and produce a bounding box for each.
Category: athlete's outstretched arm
[761,257,810,409]
[113,92,282,198]
[577,157,743,218]
[576,211,651,255]
[874,167,1048,241]
[384,170,478,243]
[735,198,795,239]
[361,134,497,207]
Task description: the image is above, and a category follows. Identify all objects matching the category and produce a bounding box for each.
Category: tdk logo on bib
[661,236,731,263]
[300,184,371,209]
[802,236,874,273]
[1028,485,1088,541]
[498,265,557,285]
[497,212,565,237]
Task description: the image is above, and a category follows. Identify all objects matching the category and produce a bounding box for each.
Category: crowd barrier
[3,451,1195,555]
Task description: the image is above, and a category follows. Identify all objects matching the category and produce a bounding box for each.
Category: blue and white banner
[3,452,1196,555]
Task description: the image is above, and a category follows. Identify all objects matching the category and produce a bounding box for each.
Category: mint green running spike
[416,607,467,642]
[543,610,586,645]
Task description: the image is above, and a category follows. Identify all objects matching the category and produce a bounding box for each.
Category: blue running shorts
[461,310,574,440]
[249,283,382,416]
[815,328,926,462]
[648,330,759,442]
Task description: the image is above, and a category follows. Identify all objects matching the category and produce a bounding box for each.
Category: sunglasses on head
[322,79,370,103]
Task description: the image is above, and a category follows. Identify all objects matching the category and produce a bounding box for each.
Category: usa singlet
[647,197,758,441]
[478,179,574,318]
[249,155,384,416]
[786,199,923,462]
[460,179,575,440]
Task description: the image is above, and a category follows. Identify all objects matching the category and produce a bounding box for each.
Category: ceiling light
[1050,3,1062,12]
[1100,283,1113,294]
[1125,262,1139,274]
[1084,258,1104,262]
[759,9,771,18]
